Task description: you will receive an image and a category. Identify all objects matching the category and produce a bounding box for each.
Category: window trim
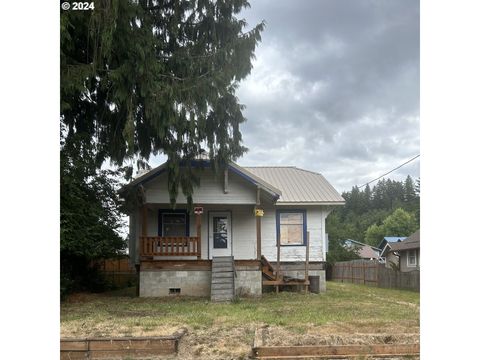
[158,209,190,236]
[407,249,417,267]
[276,209,307,247]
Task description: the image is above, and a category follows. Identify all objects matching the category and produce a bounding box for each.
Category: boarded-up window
[279,212,305,245]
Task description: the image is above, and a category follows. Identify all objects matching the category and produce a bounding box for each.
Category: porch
[137,203,262,261]
[140,236,201,258]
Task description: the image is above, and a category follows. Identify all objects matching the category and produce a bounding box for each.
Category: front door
[209,212,232,258]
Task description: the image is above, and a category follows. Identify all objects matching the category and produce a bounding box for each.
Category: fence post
[363,261,366,285]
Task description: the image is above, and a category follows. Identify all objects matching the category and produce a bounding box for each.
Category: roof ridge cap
[243,165,297,168]
[293,167,325,176]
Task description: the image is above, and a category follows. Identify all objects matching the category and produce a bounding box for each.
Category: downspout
[224,168,229,194]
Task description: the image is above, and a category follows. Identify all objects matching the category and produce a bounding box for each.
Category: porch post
[139,205,148,297]
[196,211,202,259]
[142,205,148,237]
[256,187,262,261]
[141,205,148,257]
[304,231,310,294]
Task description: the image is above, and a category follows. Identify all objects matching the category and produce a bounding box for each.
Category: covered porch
[136,199,265,262]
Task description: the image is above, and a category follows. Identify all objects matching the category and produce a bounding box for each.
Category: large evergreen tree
[60,0,265,296]
[61,0,265,206]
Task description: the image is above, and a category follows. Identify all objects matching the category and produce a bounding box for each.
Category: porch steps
[261,255,280,281]
[211,256,235,302]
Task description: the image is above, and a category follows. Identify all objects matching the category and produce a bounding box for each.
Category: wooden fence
[332,259,419,291]
[92,257,137,288]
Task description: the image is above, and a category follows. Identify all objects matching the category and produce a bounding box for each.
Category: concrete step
[211,293,234,302]
[212,272,234,279]
[211,283,234,290]
[211,256,235,302]
[212,266,234,272]
[212,261,233,266]
[212,259,233,265]
[211,287,234,295]
[211,277,234,284]
[212,256,233,260]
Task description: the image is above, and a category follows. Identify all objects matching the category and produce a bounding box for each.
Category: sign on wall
[255,208,264,217]
[194,206,203,215]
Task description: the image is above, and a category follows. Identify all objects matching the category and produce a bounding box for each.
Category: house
[387,230,420,272]
[343,239,381,260]
[378,236,407,267]
[120,160,344,300]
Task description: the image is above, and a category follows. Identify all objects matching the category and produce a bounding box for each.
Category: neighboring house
[387,230,420,272]
[378,236,407,268]
[343,239,381,260]
[120,160,344,300]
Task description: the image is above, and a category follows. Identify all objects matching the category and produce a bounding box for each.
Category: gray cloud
[236,0,420,191]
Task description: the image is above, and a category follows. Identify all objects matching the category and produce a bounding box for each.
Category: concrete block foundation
[140,269,263,298]
[140,270,211,297]
[234,270,262,297]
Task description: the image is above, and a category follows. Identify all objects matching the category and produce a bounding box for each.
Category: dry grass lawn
[61,282,419,359]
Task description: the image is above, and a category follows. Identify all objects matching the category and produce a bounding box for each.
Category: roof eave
[118,160,283,200]
[275,201,345,206]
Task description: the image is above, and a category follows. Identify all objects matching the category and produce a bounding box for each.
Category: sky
[152,0,420,193]
[235,0,420,192]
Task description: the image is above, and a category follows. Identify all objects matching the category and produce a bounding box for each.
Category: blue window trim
[276,209,307,247]
[158,209,190,236]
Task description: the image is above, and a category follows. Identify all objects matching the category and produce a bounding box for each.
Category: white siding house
[121,160,344,299]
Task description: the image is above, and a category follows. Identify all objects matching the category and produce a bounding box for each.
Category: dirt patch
[61,321,181,338]
[262,323,419,347]
[263,327,419,347]
[175,325,256,360]
[64,292,100,303]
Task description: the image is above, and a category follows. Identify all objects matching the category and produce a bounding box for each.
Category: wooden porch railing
[140,236,201,257]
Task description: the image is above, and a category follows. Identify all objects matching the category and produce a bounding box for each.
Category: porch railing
[140,236,201,257]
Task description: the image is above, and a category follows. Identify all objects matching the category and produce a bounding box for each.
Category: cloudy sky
[234,0,420,192]
[150,0,420,193]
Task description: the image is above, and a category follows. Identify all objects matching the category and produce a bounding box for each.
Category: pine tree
[363,183,372,211]
[404,175,416,203]
[415,178,421,197]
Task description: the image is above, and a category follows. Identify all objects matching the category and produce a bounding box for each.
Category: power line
[358,154,420,189]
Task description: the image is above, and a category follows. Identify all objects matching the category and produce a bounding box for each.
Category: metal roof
[120,162,343,205]
[244,166,344,204]
[384,236,407,243]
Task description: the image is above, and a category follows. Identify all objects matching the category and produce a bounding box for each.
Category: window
[160,212,188,236]
[277,211,306,246]
[213,216,228,249]
[407,250,417,267]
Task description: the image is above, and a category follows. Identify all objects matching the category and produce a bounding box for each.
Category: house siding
[134,204,257,261]
[260,204,328,262]
[132,203,331,263]
[144,168,257,204]
[399,248,420,272]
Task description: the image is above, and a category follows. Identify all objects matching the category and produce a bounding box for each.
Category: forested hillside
[326,175,420,262]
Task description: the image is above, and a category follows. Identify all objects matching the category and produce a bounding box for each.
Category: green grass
[61,282,419,337]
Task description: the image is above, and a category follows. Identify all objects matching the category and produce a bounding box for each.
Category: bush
[61,273,74,301]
